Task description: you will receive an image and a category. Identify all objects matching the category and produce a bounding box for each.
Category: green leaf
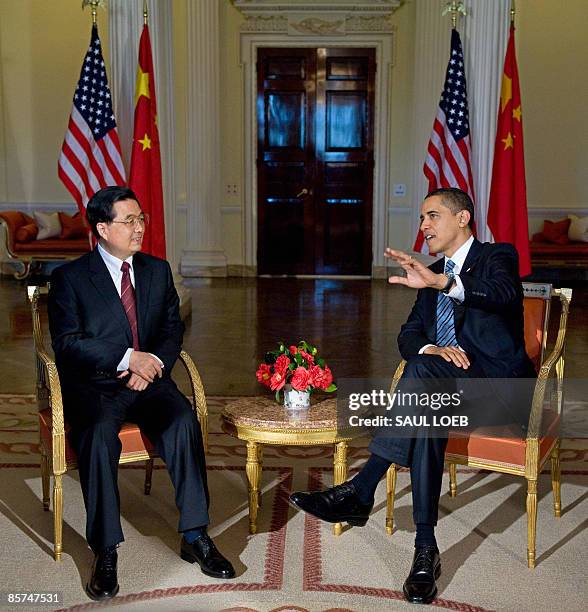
[325,384,337,392]
[316,357,325,368]
[275,389,282,403]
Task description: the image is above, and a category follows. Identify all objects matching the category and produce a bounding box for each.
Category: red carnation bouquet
[256,340,337,403]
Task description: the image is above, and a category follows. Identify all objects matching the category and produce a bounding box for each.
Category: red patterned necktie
[120,261,139,350]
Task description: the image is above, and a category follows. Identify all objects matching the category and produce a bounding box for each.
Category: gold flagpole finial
[510,0,516,24]
[442,1,467,29]
[82,0,106,25]
[143,0,149,25]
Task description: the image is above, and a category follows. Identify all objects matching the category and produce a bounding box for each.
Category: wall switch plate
[393,183,407,197]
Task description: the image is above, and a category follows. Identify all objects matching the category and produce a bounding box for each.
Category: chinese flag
[129,24,166,259]
[487,24,530,277]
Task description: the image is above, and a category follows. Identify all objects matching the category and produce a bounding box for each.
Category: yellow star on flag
[500,74,512,112]
[512,105,522,121]
[138,133,152,151]
[502,132,514,150]
[134,67,150,106]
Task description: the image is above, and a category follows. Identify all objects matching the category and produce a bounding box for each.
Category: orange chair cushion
[446,409,560,468]
[542,218,571,244]
[523,297,547,372]
[0,211,35,237]
[15,223,39,242]
[39,408,155,464]
[59,212,90,239]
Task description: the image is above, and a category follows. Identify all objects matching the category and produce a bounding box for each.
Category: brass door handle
[296,188,309,198]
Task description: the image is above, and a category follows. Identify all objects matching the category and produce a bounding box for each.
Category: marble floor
[0,274,586,396]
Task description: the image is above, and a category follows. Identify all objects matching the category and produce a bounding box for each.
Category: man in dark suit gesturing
[48,186,235,601]
[290,188,535,604]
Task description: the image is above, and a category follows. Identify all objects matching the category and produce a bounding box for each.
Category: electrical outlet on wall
[226,183,239,196]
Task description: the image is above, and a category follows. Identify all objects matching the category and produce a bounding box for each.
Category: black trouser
[63,377,209,552]
[368,355,488,526]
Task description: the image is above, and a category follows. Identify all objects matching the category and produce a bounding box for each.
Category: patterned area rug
[0,394,587,611]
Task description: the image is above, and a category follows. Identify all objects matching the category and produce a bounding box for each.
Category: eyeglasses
[110,213,149,228]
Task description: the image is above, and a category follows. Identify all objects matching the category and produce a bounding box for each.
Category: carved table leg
[333,440,348,536]
[246,441,261,534]
[257,445,263,508]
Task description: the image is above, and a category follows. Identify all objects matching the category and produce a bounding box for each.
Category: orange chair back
[523,296,548,373]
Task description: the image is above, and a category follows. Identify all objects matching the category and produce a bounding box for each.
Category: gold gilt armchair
[384,283,572,568]
[28,285,208,561]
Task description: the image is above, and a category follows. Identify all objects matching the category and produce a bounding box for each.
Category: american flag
[58,25,126,210]
[415,29,475,253]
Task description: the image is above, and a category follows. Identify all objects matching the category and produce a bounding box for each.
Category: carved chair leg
[40,447,50,511]
[53,474,63,561]
[144,459,154,495]
[332,441,348,536]
[386,464,397,535]
[449,462,457,497]
[550,443,562,518]
[526,478,538,568]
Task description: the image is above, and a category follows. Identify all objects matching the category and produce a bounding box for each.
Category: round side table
[221,396,351,535]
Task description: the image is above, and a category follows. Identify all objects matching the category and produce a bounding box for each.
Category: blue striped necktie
[435,259,458,347]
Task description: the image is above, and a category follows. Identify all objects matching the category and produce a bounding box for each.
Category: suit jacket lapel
[454,238,483,332]
[88,249,133,344]
[133,253,153,346]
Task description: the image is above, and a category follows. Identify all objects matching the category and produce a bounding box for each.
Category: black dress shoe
[180,535,236,579]
[85,546,119,601]
[289,482,373,526]
[403,546,441,604]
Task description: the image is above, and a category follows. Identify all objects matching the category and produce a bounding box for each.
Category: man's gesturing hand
[423,345,470,369]
[129,351,163,383]
[384,248,447,290]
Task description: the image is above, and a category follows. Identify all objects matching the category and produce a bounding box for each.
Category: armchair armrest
[27,285,67,474]
[389,360,406,394]
[178,350,209,453]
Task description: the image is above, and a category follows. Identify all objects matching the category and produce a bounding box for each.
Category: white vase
[283,384,311,410]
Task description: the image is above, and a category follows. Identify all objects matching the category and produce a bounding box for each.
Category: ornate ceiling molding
[234,0,400,34]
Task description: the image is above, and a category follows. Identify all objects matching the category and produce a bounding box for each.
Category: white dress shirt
[418,235,474,354]
[97,244,163,372]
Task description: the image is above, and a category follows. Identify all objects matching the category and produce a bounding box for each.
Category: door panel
[257,47,374,275]
[257,48,316,275]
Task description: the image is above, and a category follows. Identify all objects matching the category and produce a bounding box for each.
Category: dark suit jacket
[48,249,183,390]
[398,239,535,379]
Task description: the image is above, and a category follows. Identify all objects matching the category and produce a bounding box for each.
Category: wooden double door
[257,47,376,275]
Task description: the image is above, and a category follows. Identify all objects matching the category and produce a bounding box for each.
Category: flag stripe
[57,162,85,206]
[104,132,126,181]
[60,141,96,199]
[69,106,116,184]
[63,119,104,191]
